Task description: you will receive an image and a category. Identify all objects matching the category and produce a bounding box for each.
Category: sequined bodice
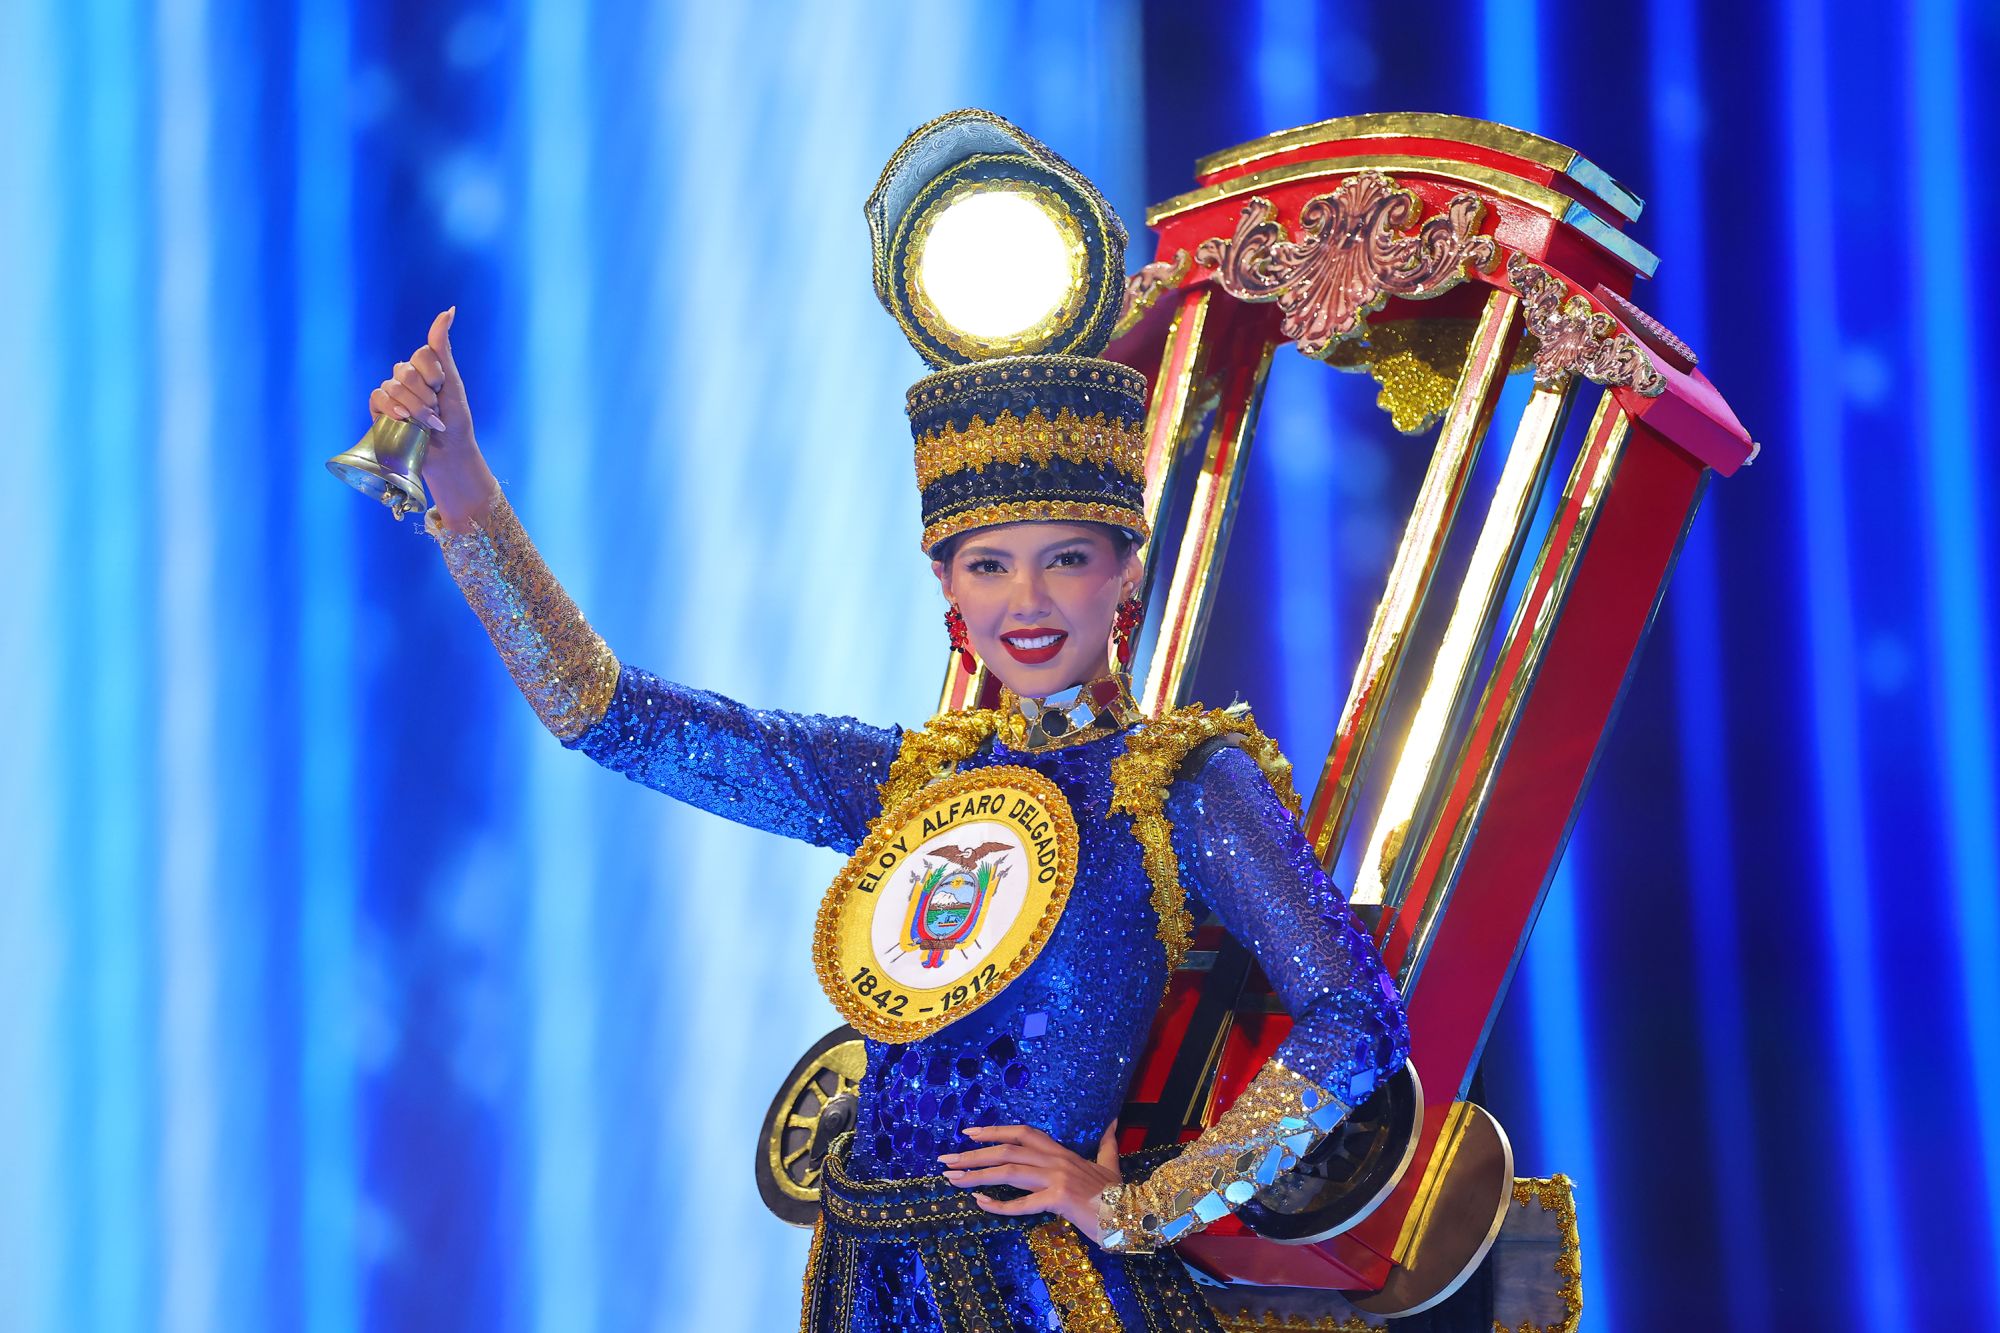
[569,666,1409,1200]
[850,732,1164,1178]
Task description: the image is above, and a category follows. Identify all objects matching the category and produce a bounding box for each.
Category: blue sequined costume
[576,666,1409,1330]
[425,493,1409,1330]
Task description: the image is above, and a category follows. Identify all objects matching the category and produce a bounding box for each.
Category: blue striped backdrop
[0,1,1990,1329]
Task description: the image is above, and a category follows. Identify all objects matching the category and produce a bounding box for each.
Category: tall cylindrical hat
[866,110,1150,555]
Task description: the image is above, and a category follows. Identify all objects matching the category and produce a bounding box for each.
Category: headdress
[867,110,1150,556]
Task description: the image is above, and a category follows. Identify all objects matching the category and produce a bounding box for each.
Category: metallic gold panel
[1390,394,1632,990]
[1148,154,1573,228]
[1304,290,1523,870]
[1138,289,1216,543]
[1139,340,1275,716]
[1191,113,1644,224]
[1350,381,1574,911]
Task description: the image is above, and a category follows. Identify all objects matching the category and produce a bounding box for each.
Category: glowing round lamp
[907,184,1087,358]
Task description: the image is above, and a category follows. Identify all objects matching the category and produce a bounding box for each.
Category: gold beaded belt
[801,1134,1225,1333]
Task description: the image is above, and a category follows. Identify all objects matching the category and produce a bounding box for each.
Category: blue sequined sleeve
[1097,742,1412,1252]
[567,664,902,855]
[1167,743,1409,1102]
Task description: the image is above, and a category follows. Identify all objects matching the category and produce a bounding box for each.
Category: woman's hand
[367,307,500,530]
[940,1121,1123,1243]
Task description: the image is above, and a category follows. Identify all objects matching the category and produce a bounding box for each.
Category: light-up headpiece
[867,109,1150,555]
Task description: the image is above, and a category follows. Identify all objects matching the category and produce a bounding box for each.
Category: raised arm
[375,309,901,854]
[1097,742,1409,1252]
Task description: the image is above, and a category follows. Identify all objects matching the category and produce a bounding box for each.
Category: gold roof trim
[1190,112,1641,222]
[1148,154,1572,228]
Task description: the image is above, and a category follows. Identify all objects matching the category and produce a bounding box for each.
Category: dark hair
[930,522,1138,566]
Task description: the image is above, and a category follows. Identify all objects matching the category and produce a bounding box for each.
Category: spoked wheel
[755,1026,867,1226]
[1236,1059,1423,1245]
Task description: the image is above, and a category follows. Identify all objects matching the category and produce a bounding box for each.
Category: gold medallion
[813,765,1078,1041]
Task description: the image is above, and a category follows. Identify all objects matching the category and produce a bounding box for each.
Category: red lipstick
[999,628,1067,665]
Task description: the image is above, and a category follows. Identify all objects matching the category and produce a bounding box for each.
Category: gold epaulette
[873,709,1001,814]
[1110,704,1300,974]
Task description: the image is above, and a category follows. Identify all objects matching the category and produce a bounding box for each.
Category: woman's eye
[967,558,1004,574]
[1050,550,1089,568]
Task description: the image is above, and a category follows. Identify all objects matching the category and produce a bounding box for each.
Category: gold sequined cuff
[426,494,621,743]
[1096,1061,1349,1254]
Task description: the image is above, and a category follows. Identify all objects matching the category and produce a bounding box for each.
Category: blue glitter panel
[1165,745,1411,1105]
[850,728,1168,1182]
[568,676,1406,1328]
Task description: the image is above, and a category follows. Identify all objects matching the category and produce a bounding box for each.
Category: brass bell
[326,416,431,520]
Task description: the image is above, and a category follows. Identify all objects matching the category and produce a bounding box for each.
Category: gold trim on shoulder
[815,765,1080,1042]
[874,709,1000,812]
[1110,704,1301,973]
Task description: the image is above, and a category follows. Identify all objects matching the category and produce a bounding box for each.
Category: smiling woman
[352,109,1409,1331]
[932,522,1142,693]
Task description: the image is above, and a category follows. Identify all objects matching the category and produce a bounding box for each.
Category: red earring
[1112,595,1144,665]
[944,605,977,675]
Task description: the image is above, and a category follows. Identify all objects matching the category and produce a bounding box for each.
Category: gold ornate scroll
[1112,248,1191,339]
[1508,255,1666,396]
[1193,174,1498,357]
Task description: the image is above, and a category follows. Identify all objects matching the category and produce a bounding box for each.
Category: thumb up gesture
[367,307,497,526]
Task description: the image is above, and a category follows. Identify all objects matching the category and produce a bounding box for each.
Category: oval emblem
[813,765,1078,1041]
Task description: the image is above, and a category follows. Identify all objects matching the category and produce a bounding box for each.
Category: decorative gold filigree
[914,407,1147,490]
[1508,256,1665,396]
[1193,174,1498,357]
[874,710,1000,813]
[1496,1174,1583,1333]
[1112,249,1192,338]
[1595,285,1695,371]
[1111,704,1301,976]
[1023,1220,1123,1331]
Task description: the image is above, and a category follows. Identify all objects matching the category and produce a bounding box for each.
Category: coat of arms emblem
[814,765,1078,1040]
[902,842,1011,967]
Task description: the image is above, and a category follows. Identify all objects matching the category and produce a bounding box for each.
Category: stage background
[1,1,1993,1329]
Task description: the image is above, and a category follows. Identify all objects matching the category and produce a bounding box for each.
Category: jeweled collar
[997,671,1143,754]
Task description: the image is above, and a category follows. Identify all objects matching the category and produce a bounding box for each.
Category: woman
[368,111,1410,1332]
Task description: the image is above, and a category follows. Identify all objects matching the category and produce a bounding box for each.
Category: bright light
[917,190,1077,342]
